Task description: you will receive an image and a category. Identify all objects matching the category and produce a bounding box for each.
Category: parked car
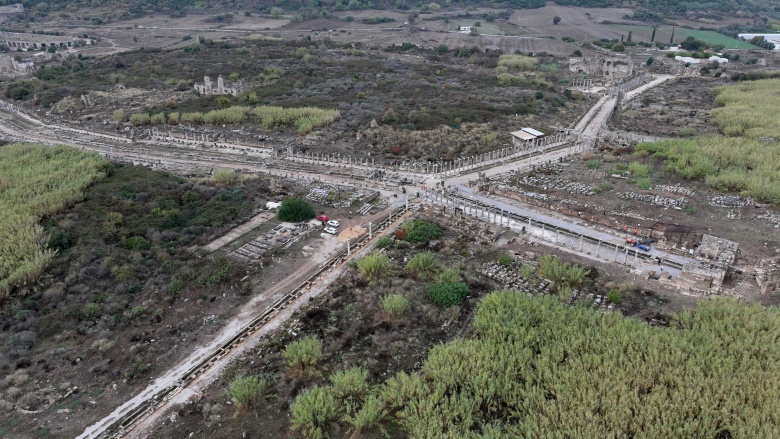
[316,215,328,222]
[323,227,338,235]
[327,220,340,227]
[637,244,651,252]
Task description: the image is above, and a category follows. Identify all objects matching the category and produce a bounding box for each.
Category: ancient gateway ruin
[194,75,243,96]
[569,56,635,82]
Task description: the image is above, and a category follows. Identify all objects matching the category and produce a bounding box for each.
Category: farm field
[605,24,760,49]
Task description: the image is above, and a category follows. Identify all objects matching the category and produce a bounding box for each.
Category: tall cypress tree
[651,26,657,42]
[670,27,675,45]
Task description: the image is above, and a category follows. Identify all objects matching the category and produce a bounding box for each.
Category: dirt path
[625,75,675,101]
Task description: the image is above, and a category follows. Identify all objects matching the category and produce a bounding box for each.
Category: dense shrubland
[636,79,780,205]
[0,144,107,298]
[289,291,780,437]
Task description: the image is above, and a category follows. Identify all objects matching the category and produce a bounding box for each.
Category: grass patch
[226,375,268,417]
[405,252,439,278]
[355,253,393,281]
[381,294,409,317]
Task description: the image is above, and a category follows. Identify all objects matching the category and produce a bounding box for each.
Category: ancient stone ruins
[194,75,243,96]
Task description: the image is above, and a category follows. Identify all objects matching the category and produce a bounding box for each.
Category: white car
[323,227,338,235]
[327,220,340,227]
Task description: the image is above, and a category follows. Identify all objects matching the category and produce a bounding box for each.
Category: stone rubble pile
[754,213,780,228]
[479,261,552,295]
[520,174,596,196]
[710,195,754,208]
[609,210,654,221]
[618,191,687,208]
[231,223,311,262]
[570,292,614,311]
[656,185,695,196]
[305,184,379,208]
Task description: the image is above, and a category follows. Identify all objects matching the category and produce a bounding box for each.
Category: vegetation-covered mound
[0,144,107,298]
[292,291,780,437]
[637,78,780,205]
[130,105,340,134]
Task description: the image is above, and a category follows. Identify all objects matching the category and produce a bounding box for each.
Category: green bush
[381,294,409,317]
[123,236,151,251]
[637,177,653,190]
[426,281,469,307]
[277,198,315,222]
[129,112,151,126]
[595,182,613,193]
[537,255,586,292]
[226,375,268,417]
[627,161,651,177]
[211,169,237,185]
[47,229,70,252]
[290,386,339,439]
[585,159,602,169]
[438,268,460,284]
[400,220,442,243]
[497,253,513,267]
[607,290,622,304]
[82,303,101,320]
[375,236,393,249]
[356,253,392,280]
[284,336,323,375]
[330,367,370,405]
[344,395,388,435]
[167,277,183,295]
[379,371,425,411]
[406,252,439,278]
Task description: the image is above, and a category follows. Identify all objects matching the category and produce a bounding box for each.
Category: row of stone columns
[570,78,594,88]
[276,131,574,178]
[424,192,644,268]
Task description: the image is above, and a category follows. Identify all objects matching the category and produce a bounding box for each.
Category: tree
[436,44,449,53]
[553,16,561,25]
[650,26,657,43]
[277,198,315,222]
[680,36,704,51]
[646,56,654,65]
[669,27,675,45]
[611,43,625,52]
[627,31,632,42]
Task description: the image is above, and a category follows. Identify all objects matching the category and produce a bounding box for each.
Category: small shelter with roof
[511,127,544,147]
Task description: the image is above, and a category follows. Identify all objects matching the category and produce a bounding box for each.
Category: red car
[316,215,328,222]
